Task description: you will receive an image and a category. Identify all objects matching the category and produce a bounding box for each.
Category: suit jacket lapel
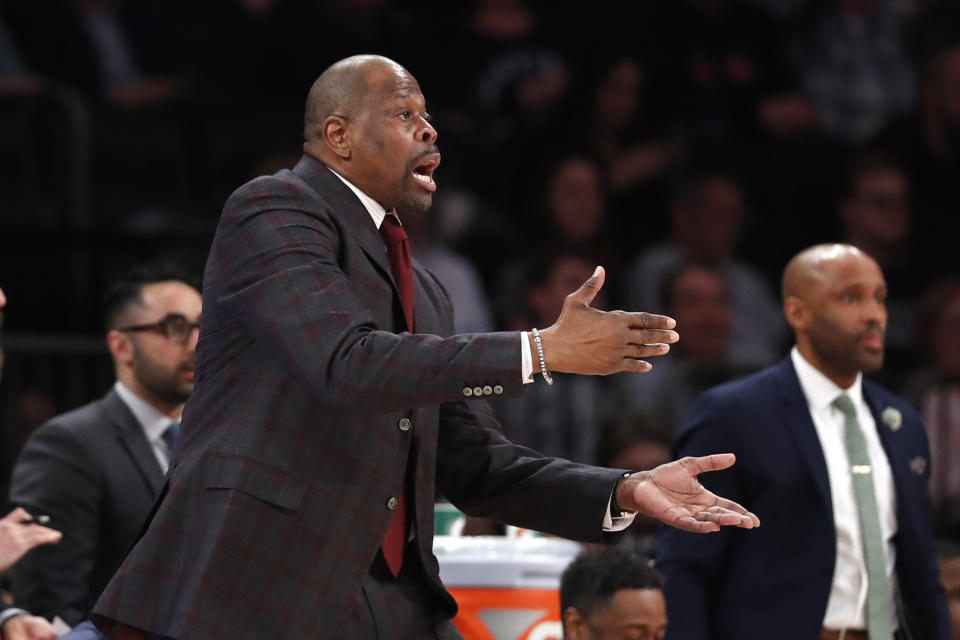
[864,385,911,518]
[102,390,165,493]
[291,155,400,296]
[776,360,834,516]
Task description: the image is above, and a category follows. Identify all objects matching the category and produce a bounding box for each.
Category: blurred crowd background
[1,0,959,543]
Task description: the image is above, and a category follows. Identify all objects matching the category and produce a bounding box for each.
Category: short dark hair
[102,263,200,331]
[560,546,663,618]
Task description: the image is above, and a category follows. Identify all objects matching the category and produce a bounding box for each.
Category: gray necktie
[834,393,894,640]
[162,421,180,458]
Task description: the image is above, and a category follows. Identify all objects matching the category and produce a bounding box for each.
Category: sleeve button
[463,387,473,397]
[482,385,493,396]
[386,496,398,510]
[493,385,504,395]
[398,418,412,431]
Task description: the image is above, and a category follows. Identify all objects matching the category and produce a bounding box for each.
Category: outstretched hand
[617,454,760,533]
[534,266,679,376]
[0,507,62,571]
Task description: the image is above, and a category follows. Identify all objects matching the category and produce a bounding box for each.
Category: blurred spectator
[596,414,673,559]
[625,171,786,367]
[400,204,494,334]
[0,288,72,640]
[560,546,667,640]
[496,154,621,326]
[492,250,616,464]
[3,0,200,222]
[937,540,960,640]
[906,278,960,538]
[839,152,918,386]
[792,0,915,142]
[9,264,201,625]
[620,263,758,436]
[874,42,960,275]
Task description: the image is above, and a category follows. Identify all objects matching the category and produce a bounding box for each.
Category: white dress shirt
[114,381,181,473]
[791,347,898,631]
[329,168,634,531]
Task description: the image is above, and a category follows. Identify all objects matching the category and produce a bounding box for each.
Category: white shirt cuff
[603,493,636,531]
[0,608,28,629]
[521,331,534,384]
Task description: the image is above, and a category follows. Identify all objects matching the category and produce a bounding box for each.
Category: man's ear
[323,115,351,160]
[562,607,587,640]
[784,296,809,332]
[106,330,133,367]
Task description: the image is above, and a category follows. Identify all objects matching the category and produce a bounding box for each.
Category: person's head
[782,244,887,388]
[840,153,911,256]
[923,44,960,133]
[560,546,667,640]
[526,250,606,327]
[936,540,960,640]
[592,56,645,135]
[103,264,202,417]
[302,54,440,214]
[545,155,606,243]
[915,278,960,375]
[660,263,731,359]
[670,173,745,264]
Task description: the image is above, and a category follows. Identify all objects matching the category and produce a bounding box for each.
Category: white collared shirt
[113,381,181,473]
[790,347,898,630]
[328,167,633,532]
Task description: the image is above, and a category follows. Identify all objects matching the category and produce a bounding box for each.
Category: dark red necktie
[378,215,413,577]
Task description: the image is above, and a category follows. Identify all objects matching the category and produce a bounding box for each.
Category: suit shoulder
[29,399,107,442]
[695,364,782,410]
[863,379,922,423]
[222,170,333,221]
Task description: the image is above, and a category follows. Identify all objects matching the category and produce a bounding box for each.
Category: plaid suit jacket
[92,155,624,639]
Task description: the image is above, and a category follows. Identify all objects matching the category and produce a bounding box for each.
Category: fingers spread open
[627,343,670,359]
[673,516,721,533]
[628,327,679,345]
[694,507,756,528]
[620,358,652,373]
[682,453,737,475]
[623,312,676,330]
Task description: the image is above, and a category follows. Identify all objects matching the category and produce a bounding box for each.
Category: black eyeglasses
[119,313,200,344]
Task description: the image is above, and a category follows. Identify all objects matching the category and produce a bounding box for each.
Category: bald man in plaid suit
[92,55,758,640]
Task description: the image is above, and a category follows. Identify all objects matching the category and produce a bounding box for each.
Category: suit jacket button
[386,497,398,510]
[398,418,412,432]
[473,386,483,397]
[463,387,473,397]
[493,385,503,395]
[482,385,493,396]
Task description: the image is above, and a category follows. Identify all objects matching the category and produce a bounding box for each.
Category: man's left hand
[617,454,760,533]
[1,614,58,640]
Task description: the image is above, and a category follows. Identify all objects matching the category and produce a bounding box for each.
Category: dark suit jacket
[9,389,166,625]
[92,155,624,639]
[655,358,950,640]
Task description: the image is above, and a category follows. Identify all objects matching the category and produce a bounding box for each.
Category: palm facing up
[622,454,760,533]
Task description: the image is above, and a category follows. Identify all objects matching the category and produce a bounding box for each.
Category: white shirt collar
[327,167,401,230]
[790,345,864,412]
[113,381,180,445]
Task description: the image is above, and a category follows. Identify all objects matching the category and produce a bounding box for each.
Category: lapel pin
[909,456,927,476]
[882,406,902,431]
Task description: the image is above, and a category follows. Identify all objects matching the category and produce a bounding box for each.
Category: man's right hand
[533,266,679,375]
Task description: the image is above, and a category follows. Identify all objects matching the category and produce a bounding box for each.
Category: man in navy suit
[656,243,950,640]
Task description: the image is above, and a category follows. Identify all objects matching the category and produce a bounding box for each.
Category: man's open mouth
[412,153,441,191]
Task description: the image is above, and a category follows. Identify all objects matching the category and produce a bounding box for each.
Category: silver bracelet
[531,328,553,385]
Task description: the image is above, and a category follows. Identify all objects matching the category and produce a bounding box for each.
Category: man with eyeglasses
[8,264,202,626]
